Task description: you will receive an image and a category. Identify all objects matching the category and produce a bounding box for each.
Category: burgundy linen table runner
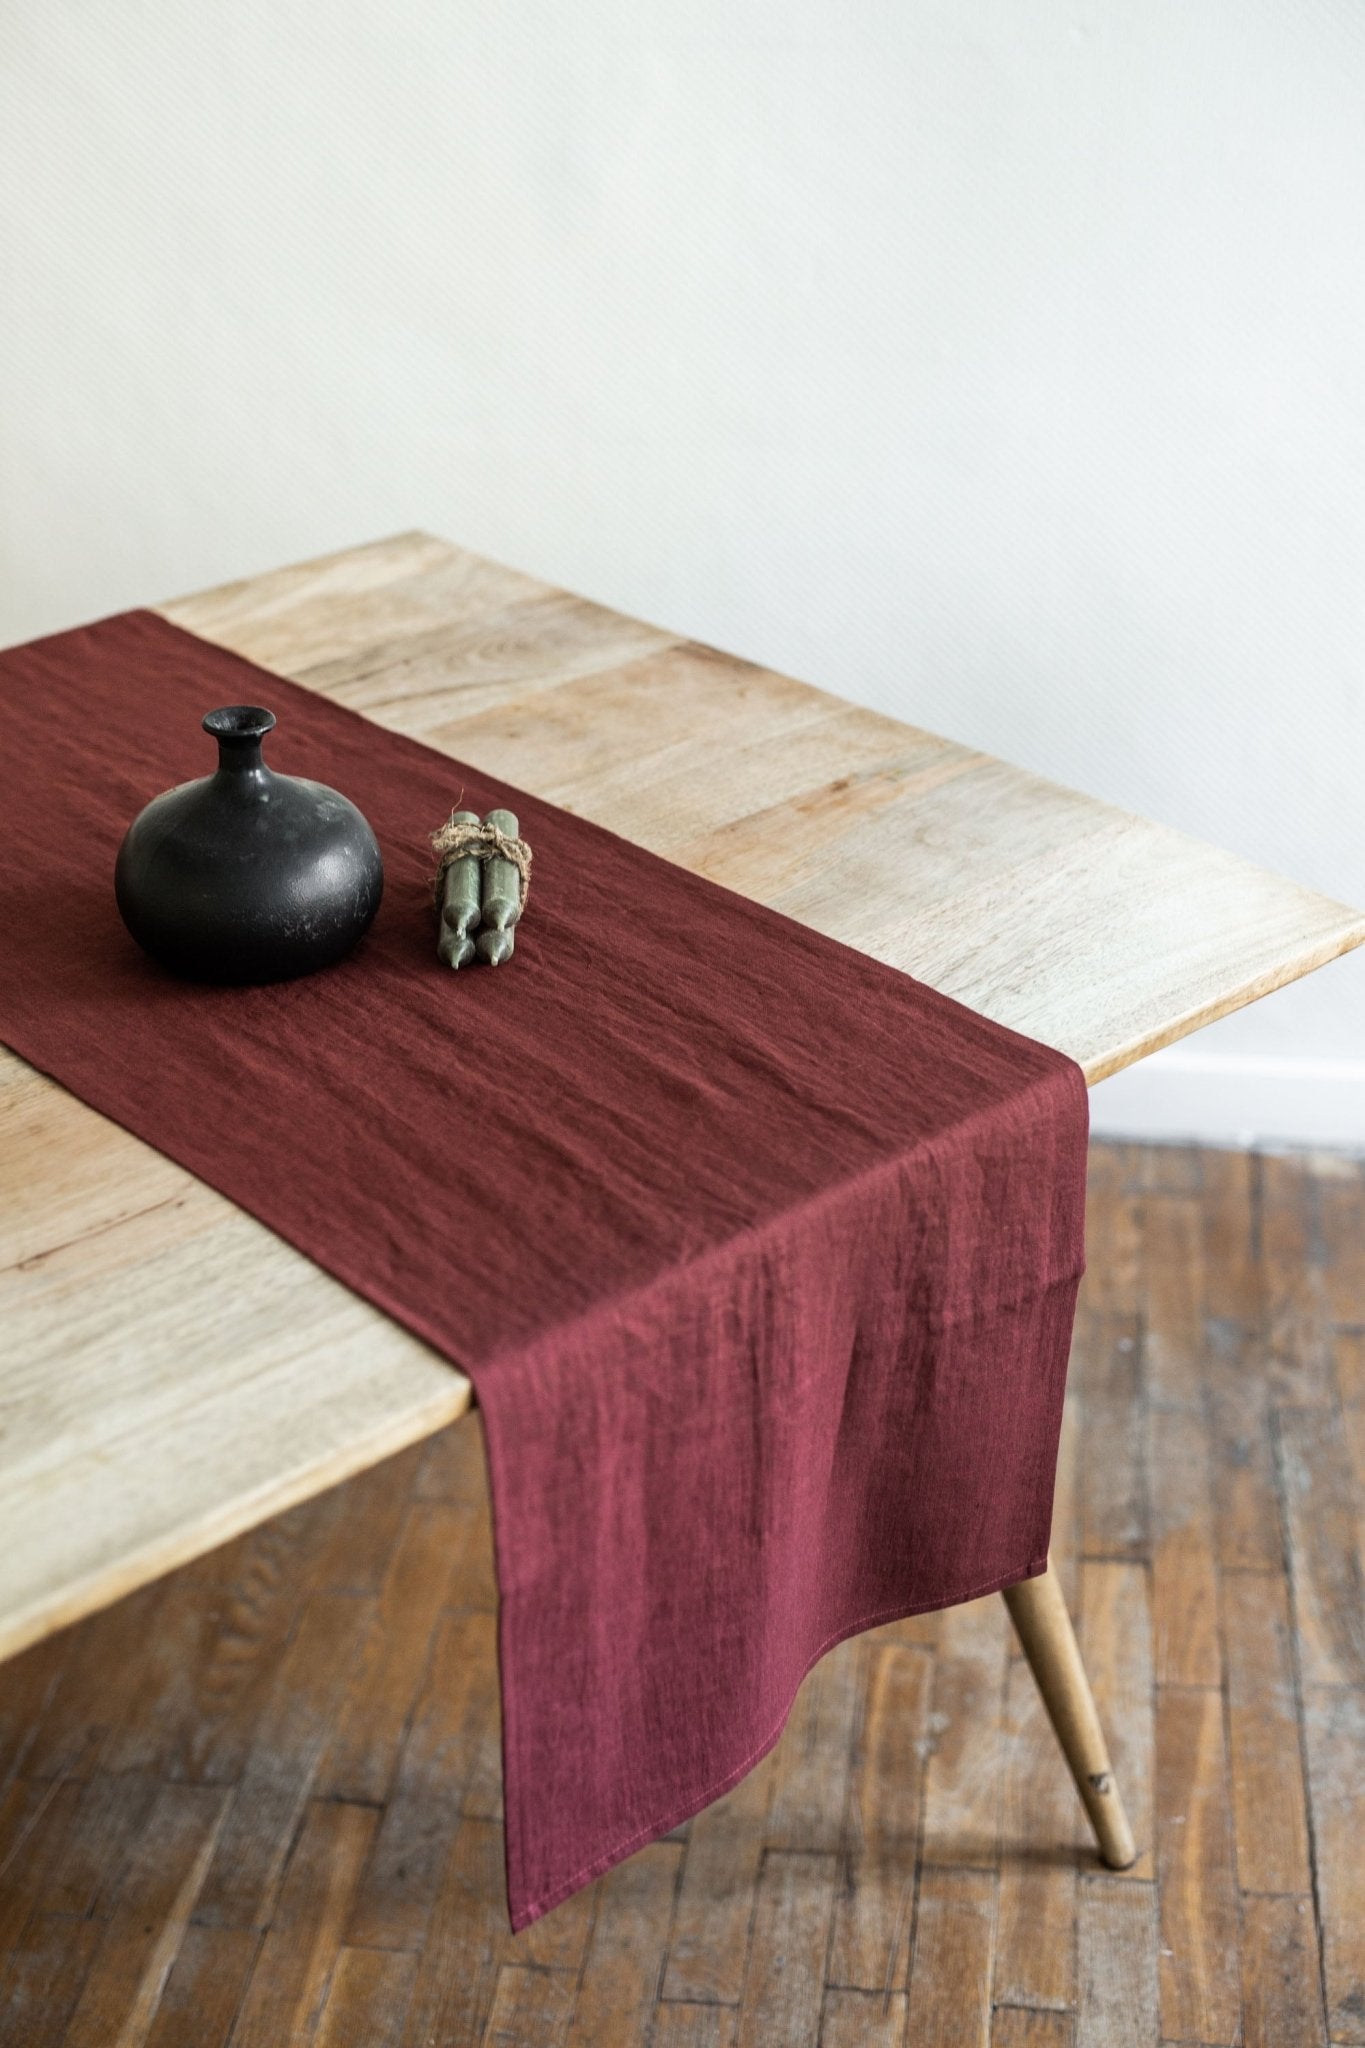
[0,610,1088,1929]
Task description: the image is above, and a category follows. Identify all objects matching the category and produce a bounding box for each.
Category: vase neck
[203,705,276,781]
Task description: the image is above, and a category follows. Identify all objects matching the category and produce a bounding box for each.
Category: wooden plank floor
[1,1139,1362,2046]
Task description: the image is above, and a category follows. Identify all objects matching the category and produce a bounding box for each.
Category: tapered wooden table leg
[1002,1557,1138,1870]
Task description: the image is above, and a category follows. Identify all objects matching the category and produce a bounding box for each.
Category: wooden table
[5,528,1362,1690]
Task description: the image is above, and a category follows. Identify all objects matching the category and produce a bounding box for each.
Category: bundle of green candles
[431,808,532,969]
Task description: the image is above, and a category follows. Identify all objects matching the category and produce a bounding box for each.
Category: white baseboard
[1088,1049,1365,1152]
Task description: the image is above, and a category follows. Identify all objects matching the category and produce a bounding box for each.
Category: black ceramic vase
[115,706,384,983]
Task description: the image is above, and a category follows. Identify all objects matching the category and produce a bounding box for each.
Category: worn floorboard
[0,1141,1361,2044]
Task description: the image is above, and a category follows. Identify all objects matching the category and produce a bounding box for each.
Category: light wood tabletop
[3,529,1362,1663]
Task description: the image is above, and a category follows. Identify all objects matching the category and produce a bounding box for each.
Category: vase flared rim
[202,705,277,743]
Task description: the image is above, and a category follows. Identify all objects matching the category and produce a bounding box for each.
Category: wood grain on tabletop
[0,1143,1359,2045]
[3,527,1362,1664]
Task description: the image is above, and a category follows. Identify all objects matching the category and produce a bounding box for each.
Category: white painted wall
[3,1,1363,1143]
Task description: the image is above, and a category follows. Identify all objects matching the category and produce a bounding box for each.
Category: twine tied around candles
[430,810,533,912]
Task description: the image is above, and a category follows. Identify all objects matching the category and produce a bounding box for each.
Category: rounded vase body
[115,705,384,983]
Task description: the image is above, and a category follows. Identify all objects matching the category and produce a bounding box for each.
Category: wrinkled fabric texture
[0,610,1089,1929]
